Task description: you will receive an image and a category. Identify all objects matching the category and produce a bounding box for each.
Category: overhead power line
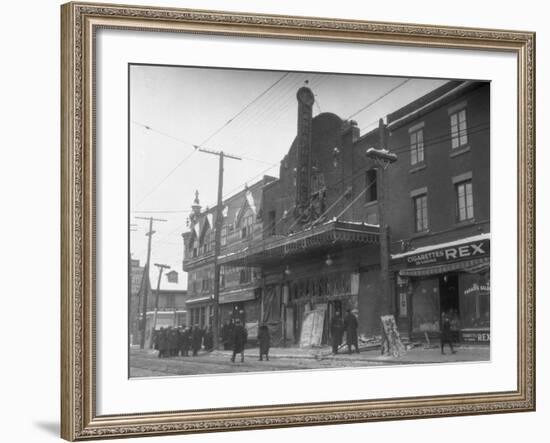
[199,72,290,147]
[133,73,291,207]
[346,78,411,120]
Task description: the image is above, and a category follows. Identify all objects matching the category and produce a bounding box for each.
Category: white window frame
[411,187,429,233]
[409,122,425,166]
[449,104,468,149]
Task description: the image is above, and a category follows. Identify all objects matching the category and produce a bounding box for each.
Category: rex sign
[406,239,489,267]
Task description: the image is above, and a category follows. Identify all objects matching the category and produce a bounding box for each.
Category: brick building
[182,177,276,335]
[183,79,490,347]
[383,80,491,343]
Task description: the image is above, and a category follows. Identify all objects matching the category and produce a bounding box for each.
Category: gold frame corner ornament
[60,1,535,441]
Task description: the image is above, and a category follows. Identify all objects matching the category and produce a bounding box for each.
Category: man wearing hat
[343,308,360,354]
[230,318,248,363]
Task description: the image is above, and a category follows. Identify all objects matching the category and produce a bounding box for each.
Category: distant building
[144,269,189,334]
[129,258,147,345]
[130,259,189,347]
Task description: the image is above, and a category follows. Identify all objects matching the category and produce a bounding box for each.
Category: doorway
[439,273,459,314]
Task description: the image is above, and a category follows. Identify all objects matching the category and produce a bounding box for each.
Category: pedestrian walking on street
[230,319,247,363]
[258,323,270,361]
[441,312,457,355]
[191,324,202,356]
[343,309,359,354]
[330,311,344,355]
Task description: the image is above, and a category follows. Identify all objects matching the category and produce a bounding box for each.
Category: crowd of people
[152,319,272,363]
[153,325,214,358]
[153,310,362,362]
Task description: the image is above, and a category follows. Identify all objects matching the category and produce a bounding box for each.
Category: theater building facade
[220,86,387,345]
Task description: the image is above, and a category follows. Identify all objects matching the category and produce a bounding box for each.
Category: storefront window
[459,272,490,328]
[411,278,440,333]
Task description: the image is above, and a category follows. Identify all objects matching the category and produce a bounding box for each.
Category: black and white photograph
[128,65,490,377]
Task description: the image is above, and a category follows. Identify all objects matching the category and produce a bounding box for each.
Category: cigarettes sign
[405,239,490,267]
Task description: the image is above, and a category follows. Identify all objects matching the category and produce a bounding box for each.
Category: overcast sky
[130,65,446,283]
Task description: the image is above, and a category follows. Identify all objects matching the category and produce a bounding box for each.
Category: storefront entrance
[439,273,459,317]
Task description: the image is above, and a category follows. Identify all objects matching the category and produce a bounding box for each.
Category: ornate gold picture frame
[61,2,535,440]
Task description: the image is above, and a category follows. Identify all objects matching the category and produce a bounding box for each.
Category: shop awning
[398,257,490,277]
[219,220,379,267]
[219,288,257,304]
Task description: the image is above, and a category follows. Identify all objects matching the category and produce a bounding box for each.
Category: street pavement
[129,344,490,377]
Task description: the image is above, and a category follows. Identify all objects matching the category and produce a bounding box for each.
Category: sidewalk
[209,343,490,365]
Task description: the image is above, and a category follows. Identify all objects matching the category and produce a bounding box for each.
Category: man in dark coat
[230,319,248,363]
[157,327,167,358]
[180,327,190,356]
[191,325,202,356]
[204,326,214,352]
[343,309,359,354]
[168,327,178,357]
[330,311,344,355]
[176,327,185,356]
[441,312,457,355]
[221,320,232,350]
[257,323,270,361]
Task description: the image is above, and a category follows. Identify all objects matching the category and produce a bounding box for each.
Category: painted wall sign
[405,239,490,267]
[461,330,491,343]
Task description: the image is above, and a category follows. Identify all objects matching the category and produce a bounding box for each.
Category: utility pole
[366,119,397,318]
[196,146,242,349]
[149,263,170,348]
[135,216,167,349]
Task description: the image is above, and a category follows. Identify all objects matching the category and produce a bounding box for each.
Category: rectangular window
[220,266,226,288]
[239,267,251,284]
[365,169,378,203]
[410,128,424,165]
[240,214,254,239]
[413,194,428,232]
[456,180,474,221]
[450,108,468,149]
[165,294,175,309]
[200,306,205,328]
[268,210,276,236]
[220,226,227,247]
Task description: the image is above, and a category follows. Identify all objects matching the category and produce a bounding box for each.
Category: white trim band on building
[391,233,491,260]
[398,256,489,277]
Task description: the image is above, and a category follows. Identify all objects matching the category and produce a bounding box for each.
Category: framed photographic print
[60,1,536,440]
